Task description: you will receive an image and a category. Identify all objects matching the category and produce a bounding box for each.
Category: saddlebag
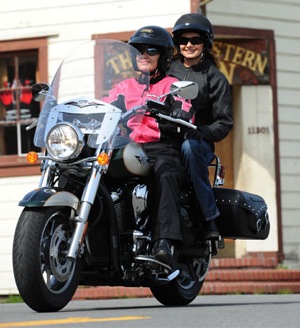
[213,187,270,240]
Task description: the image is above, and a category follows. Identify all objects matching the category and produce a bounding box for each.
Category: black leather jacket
[167,59,233,149]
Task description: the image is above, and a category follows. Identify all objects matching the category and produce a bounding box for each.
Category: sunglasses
[178,37,204,45]
[135,46,160,56]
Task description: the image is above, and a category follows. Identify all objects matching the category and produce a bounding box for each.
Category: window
[0,51,40,155]
[0,38,48,177]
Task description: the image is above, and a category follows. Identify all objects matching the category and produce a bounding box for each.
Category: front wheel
[12,207,82,312]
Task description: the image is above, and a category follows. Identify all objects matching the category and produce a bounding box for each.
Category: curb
[73,286,153,300]
[72,281,300,301]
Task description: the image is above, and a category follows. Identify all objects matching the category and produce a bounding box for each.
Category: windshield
[33,39,149,148]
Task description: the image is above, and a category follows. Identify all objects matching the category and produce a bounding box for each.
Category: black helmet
[128,25,174,72]
[172,13,214,48]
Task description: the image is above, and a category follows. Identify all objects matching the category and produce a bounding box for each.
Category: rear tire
[13,207,82,312]
[150,250,211,306]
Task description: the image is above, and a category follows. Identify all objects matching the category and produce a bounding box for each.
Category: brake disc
[49,224,74,282]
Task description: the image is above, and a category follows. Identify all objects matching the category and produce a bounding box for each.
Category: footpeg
[134,255,172,270]
[217,237,225,249]
[167,269,180,281]
[156,269,180,282]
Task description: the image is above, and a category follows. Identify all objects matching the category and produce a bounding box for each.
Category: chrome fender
[19,187,80,211]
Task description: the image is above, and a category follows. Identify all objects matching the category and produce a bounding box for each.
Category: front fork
[66,164,103,261]
[38,136,115,262]
[38,158,104,262]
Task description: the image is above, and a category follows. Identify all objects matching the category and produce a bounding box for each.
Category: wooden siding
[207,0,300,263]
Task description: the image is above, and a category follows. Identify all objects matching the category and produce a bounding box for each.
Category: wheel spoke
[39,211,75,291]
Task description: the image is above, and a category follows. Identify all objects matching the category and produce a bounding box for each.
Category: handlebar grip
[120,105,147,122]
[25,119,38,131]
[156,113,197,129]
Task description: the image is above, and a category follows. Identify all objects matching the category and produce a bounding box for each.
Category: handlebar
[25,119,38,131]
[155,113,197,130]
[120,102,197,130]
[120,105,147,122]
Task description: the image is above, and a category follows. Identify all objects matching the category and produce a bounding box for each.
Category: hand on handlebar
[171,108,194,122]
[165,94,194,122]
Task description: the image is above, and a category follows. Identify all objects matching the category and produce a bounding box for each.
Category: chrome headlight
[46,123,84,161]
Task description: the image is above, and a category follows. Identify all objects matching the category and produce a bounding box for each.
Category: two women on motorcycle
[103,15,233,265]
[102,25,193,265]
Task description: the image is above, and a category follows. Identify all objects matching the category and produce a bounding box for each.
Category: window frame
[0,37,48,177]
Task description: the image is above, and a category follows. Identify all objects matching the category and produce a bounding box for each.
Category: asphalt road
[1,294,300,328]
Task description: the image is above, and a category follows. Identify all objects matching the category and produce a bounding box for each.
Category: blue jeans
[181,138,220,222]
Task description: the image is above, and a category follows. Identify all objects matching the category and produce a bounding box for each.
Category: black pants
[142,143,189,243]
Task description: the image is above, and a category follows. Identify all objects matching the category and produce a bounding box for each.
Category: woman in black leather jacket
[168,13,233,239]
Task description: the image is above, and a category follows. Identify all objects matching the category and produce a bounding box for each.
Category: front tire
[12,207,82,312]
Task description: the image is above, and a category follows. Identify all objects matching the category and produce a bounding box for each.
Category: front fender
[19,187,80,211]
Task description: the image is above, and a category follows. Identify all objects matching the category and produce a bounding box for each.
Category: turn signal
[97,152,109,165]
[27,151,39,164]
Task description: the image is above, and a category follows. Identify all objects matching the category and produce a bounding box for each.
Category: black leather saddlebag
[213,187,270,240]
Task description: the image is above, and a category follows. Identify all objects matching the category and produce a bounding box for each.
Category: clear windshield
[34,39,148,148]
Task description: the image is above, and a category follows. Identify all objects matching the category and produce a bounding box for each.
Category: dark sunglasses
[135,46,160,56]
[178,37,204,45]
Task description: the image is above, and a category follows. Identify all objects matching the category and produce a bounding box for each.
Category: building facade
[0,0,299,295]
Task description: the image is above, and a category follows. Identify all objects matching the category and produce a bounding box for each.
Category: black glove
[165,94,194,122]
[184,127,204,141]
[171,106,194,122]
[110,94,126,112]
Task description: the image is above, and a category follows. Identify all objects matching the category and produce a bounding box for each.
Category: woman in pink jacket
[103,25,194,266]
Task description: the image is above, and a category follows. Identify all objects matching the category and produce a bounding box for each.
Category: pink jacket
[102,76,192,143]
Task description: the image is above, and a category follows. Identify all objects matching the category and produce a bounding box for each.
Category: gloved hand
[184,127,204,141]
[110,94,126,112]
[164,94,194,122]
[171,107,194,122]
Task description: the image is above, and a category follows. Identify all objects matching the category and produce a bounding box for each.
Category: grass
[0,294,23,303]
[276,264,289,270]
[276,289,293,295]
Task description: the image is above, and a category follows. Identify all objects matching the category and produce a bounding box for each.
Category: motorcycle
[12,39,270,313]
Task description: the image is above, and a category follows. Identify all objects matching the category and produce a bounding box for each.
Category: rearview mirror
[170,81,198,100]
[32,83,51,102]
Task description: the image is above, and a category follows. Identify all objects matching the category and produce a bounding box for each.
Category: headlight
[46,123,84,161]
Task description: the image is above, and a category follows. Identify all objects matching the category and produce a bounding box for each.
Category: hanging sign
[213,39,270,85]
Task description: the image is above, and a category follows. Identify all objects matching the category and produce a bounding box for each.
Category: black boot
[153,239,173,265]
[200,219,220,240]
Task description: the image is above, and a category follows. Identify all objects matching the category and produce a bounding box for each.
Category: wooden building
[0,0,299,294]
